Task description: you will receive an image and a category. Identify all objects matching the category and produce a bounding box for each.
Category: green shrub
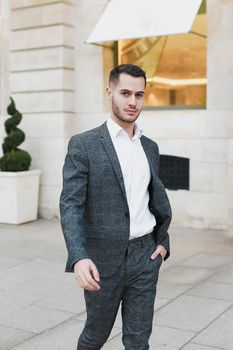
[0,97,31,171]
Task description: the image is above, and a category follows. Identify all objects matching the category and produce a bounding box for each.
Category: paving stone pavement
[1,218,233,350]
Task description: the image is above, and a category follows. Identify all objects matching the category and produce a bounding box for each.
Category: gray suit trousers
[77,233,163,350]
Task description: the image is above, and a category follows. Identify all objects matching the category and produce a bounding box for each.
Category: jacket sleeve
[152,142,172,261]
[59,135,89,272]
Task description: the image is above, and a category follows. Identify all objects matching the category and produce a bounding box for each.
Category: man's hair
[109,64,146,87]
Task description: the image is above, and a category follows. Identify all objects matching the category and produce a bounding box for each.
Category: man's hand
[74,259,100,291]
[150,245,167,260]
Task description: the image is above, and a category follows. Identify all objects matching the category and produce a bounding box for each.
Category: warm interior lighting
[117,0,207,107]
[147,77,207,87]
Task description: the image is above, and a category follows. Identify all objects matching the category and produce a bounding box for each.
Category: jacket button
[125,212,129,218]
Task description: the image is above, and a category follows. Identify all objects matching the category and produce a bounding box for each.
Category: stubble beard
[111,99,141,124]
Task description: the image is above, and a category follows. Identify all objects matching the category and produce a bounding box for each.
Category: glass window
[117,0,206,109]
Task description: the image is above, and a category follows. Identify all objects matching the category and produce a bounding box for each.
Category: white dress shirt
[107,118,156,239]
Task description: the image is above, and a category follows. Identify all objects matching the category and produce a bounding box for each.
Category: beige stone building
[0,0,232,233]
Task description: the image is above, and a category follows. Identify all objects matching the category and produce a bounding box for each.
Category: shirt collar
[107,118,143,140]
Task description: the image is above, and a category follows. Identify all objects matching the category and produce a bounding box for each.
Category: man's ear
[106,87,112,100]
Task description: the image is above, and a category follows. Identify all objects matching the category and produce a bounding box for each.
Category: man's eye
[136,93,144,98]
[122,92,129,96]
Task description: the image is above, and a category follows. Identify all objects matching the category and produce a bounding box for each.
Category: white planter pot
[0,169,41,224]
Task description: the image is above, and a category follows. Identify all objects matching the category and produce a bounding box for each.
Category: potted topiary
[0,97,41,224]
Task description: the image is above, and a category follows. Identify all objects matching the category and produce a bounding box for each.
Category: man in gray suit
[60,64,172,350]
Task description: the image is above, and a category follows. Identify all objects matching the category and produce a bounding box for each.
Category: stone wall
[74,0,233,232]
[1,0,232,231]
[74,0,111,132]
[9,0,76,217]
[207,0,233,234]
[0,0,10,145]
[139,110,231,230]
[141,1,232,231]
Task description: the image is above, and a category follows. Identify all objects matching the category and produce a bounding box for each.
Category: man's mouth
[125,109,137,113]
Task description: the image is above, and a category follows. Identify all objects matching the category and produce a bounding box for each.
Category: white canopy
[86,0,203,44]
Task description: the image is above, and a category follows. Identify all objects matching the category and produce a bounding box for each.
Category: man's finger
[158,245,167,256]
[85,273,100,290]
[150,250,159,260]
[150,247,164,260]
[91,263,100,282]
[78,271,100,291]
[82,267,100,290]
[73,259,100,291]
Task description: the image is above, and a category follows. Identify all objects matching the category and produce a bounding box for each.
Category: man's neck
[110,116,135,139]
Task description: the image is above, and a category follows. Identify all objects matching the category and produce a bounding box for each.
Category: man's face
[107,73,145,124]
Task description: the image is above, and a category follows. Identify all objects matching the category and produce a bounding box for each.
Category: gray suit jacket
[59,122,172,277]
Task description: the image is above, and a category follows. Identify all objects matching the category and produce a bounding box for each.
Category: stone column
[9,0,75,217]
[74,0,112,133]
[229,140,233,233]
[207,0,233,234]
[0,0,10,147]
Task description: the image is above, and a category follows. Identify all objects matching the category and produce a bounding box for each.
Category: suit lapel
[99,122,128,203]
[140,136,156,180]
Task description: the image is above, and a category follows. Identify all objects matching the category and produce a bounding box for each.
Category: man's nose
[128,95,136,107]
